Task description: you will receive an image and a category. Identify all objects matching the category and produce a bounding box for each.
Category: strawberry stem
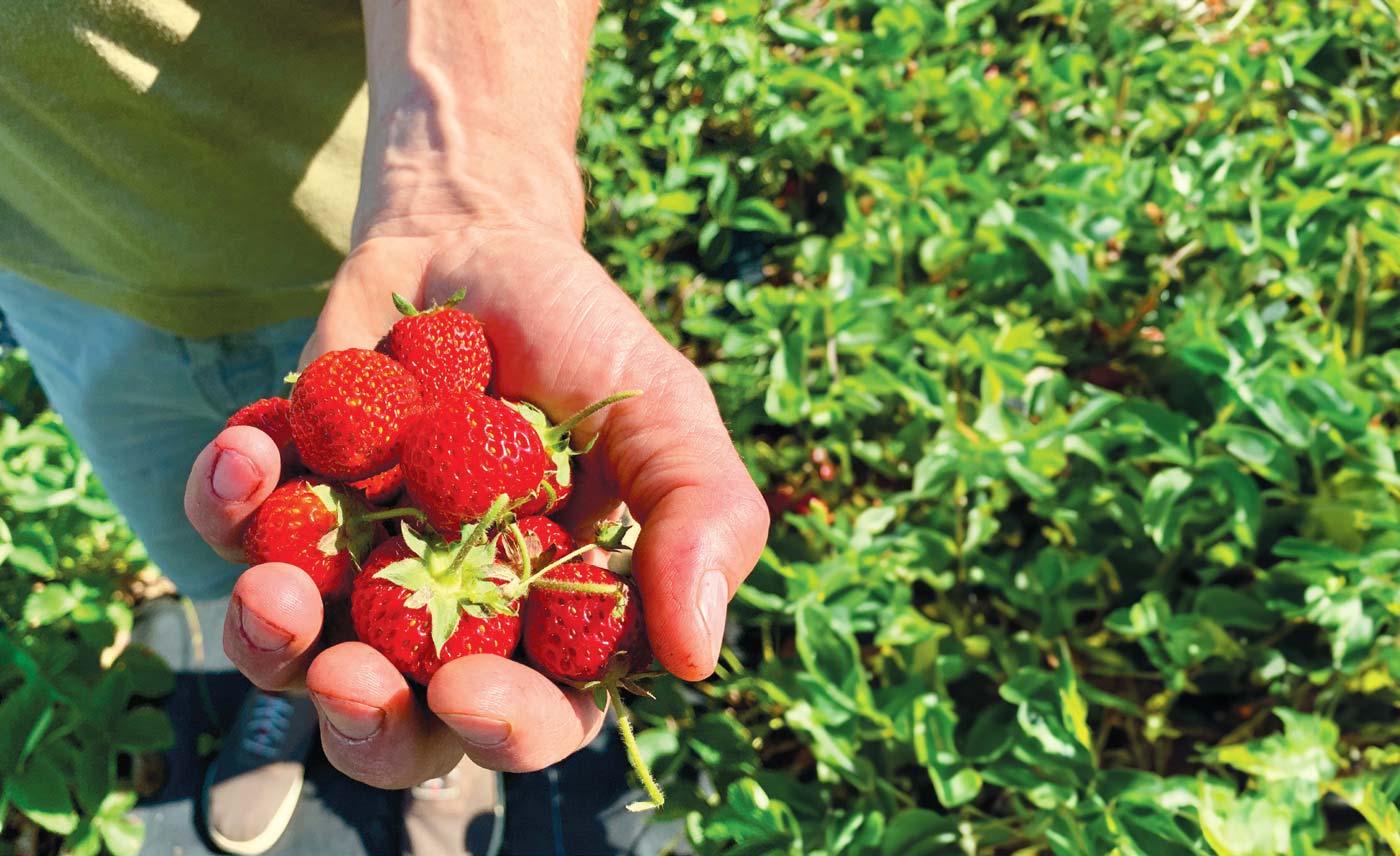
[529,579,623,596]
[444,494,510,580]
[392,293,420,317]
[611,685,664,811]
[544,391,643,443]
[358,507,427,524]
[518,542,599,587]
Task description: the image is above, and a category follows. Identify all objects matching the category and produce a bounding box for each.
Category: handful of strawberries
[225,290,664,810]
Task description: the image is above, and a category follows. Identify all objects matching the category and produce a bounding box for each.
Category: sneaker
[204,688,318,854]
[403,756,505,856]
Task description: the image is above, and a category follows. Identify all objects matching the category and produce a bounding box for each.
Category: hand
[184,218,769,786]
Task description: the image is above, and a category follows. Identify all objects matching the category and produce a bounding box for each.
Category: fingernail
[234,598,292,653]
[211,448,259,502]
[697,571,729,667]
[441,714,511,748]
[312,693,385,741]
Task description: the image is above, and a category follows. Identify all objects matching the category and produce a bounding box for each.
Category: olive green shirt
[0,0,369,337]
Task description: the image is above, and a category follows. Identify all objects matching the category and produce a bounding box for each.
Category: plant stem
[529,579,622,596]
[611,685,665,811]
[507,522,532,579]
[358,507,427,524]
[546,390,643,441]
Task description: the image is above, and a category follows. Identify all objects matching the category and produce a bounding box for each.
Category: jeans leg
[0,271,313,598]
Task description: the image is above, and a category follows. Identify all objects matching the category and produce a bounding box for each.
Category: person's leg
[0,270,309,597]
[0,270,326,855]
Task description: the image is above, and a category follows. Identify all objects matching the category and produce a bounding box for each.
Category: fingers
[435,241,770,681]
[223,563,325,691]
[428,655,607,773]
[185,425,283,561]
[306,642,464,790]
[597,356,770,680]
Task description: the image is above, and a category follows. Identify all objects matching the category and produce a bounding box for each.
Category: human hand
[184,218,769,785]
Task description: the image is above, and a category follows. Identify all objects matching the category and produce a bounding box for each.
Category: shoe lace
[241,692,296,760]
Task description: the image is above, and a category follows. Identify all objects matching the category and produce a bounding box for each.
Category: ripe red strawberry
[496,516,575,571]
[351,523,522,685]
[521,561,663,810]
[226,397,300,468]
[377,291,492,403]
[522,563,650,684]
[346,465,404,506]
[506,392,639,516]
[242,478,375,598]
[399,392,544,537]
[289,349,422,481]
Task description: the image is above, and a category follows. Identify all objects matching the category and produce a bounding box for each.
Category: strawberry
[351,506,522,684]
[288,349,422,481]
[241,478,376,598]
[506,392,640,516]
[521,562,663,810]
[399,392,545,537]
[496,516,575,572]
[346,465,404,506]
[226,397,300,469]
[378,290,492,402]
[522,563,650,684]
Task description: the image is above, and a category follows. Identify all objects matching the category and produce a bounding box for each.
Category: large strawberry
[378,290,492,403]
[241,478,376,598]
[399,391,544,537]
[289,349,422,481]
[507,392,639,516]
[351,507,522,685]
[521,562,662,810]
[226,397,299,469]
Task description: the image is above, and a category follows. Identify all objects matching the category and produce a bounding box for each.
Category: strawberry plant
[0,347,172,856]
[580,0,1400,853]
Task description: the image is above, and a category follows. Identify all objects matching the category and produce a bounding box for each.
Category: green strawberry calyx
[308,483,377,561]
[507,391,642,500]
[392,288,468,318]
[371,494,519,656]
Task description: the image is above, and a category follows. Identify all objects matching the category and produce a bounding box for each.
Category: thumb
[588,329,770,680]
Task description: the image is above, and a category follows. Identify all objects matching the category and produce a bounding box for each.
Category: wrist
[353,0,594,245]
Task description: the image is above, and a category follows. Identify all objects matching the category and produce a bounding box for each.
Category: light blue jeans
[0,270,315,599]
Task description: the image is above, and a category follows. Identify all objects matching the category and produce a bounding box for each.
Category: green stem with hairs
[443,494,510,580]
[610,685,665,811]
[544,390,643,442]
[530,579,624,596]
[358,507,427,524]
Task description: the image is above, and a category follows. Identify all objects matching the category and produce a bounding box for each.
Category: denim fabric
[0,269,315,599]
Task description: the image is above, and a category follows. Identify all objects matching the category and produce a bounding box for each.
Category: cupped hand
[184,220,769,787]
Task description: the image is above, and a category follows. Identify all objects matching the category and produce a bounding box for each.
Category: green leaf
[881,809,959,856]
[112,707,175,752]
[23,583,77,626]
[912,695,981,808]
[8,755,78,834]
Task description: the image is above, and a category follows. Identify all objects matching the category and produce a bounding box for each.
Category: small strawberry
[507,392,640,516]
[496,516,575,571]
[346,465,404,506]
[523,563,650,684]
[378,290,492,403]
[241,478,376,598]
[288,349,423,481]
[521,562,662,810]
[399,392,544,537]
[226,397,299,469]
[351,501,522,684]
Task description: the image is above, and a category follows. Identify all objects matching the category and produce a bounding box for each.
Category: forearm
[355,0,599,242]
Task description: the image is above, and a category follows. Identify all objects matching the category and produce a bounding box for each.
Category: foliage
[0,348,170,856]
[579,1,1400,853]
